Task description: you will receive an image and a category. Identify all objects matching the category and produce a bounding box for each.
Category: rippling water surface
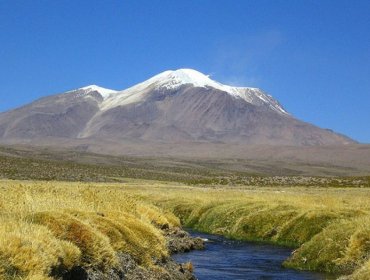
[173,231,335,280]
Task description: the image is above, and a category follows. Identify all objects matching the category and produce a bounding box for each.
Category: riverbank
[72,227,204,280]
[0,179,369,279]
[144,185,369,279]
[0,180,204,280]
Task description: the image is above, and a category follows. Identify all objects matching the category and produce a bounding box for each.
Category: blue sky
[0,0,369,142]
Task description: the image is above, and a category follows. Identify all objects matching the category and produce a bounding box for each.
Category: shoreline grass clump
[28,211,118,270]
[0,220,81,280]
[0,180,178,279]
[69,210,168,265]
[274,209,363,246]
[284,215,370,275]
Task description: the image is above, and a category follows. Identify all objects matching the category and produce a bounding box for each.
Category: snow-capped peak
[100,69,288,115]
[137,68,259,93]
[155,68,224,89]
[79,85,116,99]
[144,69,287,114]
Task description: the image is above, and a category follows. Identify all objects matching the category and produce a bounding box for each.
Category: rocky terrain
[68,227,204,280]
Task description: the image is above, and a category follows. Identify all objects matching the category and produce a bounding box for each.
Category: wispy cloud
[210,30,284,87]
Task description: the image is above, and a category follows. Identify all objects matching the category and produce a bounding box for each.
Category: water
[173,231,334,280]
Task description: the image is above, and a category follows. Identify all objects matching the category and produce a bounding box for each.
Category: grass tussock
[28,211,118,270]
[0,220,80,279]
[0,180,177,279]
[69,210,168,265]
[284,216,370,274]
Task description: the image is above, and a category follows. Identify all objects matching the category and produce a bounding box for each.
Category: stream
[173,231,335,280]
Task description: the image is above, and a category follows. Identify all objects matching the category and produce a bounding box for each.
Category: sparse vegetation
[1,145,369,187]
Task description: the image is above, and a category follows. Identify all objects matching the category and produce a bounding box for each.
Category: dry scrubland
[0,179,369,279]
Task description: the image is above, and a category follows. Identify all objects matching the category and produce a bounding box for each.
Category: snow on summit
[79,85,117,99]
[72,69,288,115]
[139,68,259,93]
[157,69,288,114]
[154,68,226,89]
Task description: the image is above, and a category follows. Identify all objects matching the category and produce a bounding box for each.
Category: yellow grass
[0,179,369,279]
[0,180,177,279]
[122,182,370,279]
